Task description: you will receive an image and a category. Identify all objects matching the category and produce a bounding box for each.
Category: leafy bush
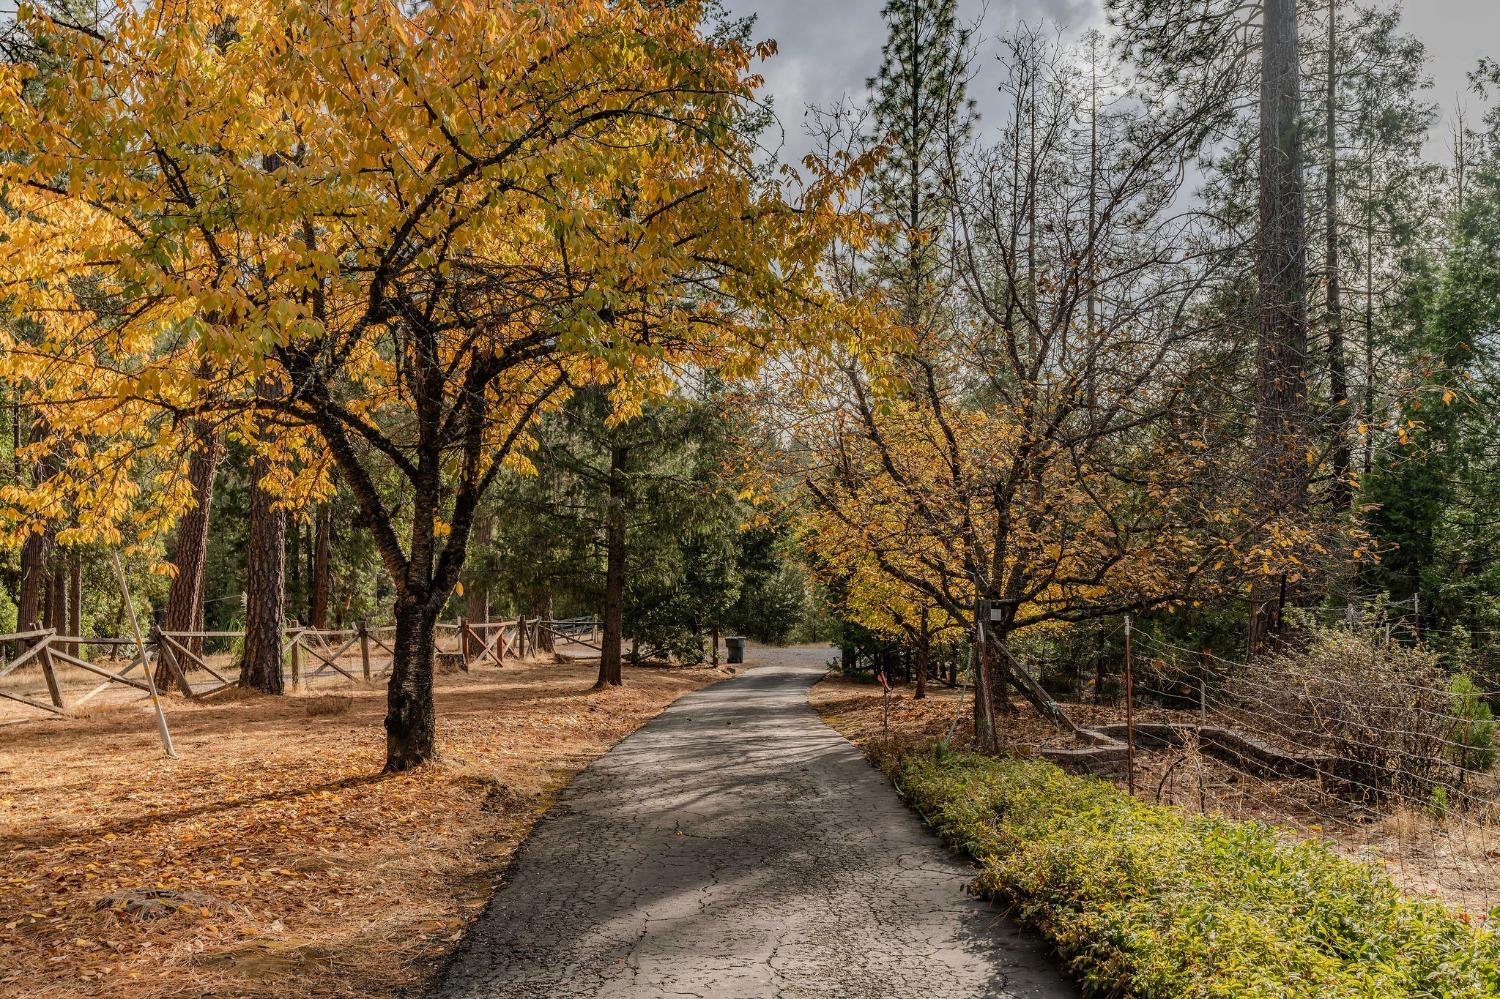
[888,749,1500,998]
[1449,674,1498,774]
[1232,624,1453,804]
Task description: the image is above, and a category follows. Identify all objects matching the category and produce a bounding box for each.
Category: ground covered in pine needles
[0,657,730,999]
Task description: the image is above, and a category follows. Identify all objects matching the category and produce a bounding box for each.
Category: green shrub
[1449,674,1497,774]
[887,750,1500,998]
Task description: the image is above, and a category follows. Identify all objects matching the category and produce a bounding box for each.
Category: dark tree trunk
[310,502,333,630]
[48,557,65,635]
[915,609,929,700]
[159,428,220,686]
[1325,0,1352,511]
[971,617,998,752]
[239,448,286,694]
[68,556,80,658]
[1252,0,1311,656]
[385,596,437,771]
[18,533,48,636]
[304,516,315,620]
[287,516,303,624]
[529,589,554,654]
[596,444,628,689]
[462,513,492,654]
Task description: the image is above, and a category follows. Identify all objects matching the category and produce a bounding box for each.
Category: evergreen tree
[868,0,974,336]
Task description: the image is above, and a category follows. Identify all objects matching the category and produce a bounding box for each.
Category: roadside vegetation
[814,677,1500,998]
[893,749,1500,999]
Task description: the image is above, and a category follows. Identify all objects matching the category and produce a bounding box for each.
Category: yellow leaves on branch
[0,0,862,553]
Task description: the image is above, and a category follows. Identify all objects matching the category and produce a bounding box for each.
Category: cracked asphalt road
[433,645,1078,999]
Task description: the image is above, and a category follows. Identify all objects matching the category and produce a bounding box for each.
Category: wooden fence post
[459,616,469,665]
[39,637,63,709]
[153,626,194,696]
[290,633,302,690]
[517,616,526,660]
[359,621,372,681]
[111,551,177,759]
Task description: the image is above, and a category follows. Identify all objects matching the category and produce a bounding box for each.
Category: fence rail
[0,615,600,719]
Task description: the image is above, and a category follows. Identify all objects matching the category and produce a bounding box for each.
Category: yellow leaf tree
[0,0,853,770]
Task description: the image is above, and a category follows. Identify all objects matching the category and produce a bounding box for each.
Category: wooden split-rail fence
[0,615,601,719]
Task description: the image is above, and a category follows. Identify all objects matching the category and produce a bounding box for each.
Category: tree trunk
[385,596,437,772]
[464,515,492,627]
[915,607,929,700]
[48,557,65,635]
[68,556,81,659]
[239,448,286,694]
[287,515,302,624]
[310,502,333,630]
[1324,0,1352,511]
[971,612,998,752]
[159,428,220,687]
[1253,0,1311,656]
[18,534,49,652]
[596,445,628,689]
[529,589,554,654]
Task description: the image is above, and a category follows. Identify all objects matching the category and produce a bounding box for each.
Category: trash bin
[724,636,746,664]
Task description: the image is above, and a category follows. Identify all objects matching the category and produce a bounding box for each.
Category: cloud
[728,0,1104,165]
[727,0,1499,171]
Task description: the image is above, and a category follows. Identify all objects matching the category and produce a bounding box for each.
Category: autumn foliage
[0,0,857,768]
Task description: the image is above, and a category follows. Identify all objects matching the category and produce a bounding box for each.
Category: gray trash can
[725,636,746,664]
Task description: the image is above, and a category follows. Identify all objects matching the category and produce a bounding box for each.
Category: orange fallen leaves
[0,659,724,999]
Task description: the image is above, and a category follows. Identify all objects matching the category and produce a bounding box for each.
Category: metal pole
[1124,614,1135,796]
[112,551,176,759]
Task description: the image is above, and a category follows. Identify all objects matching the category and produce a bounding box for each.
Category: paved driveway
[433,645,1077,998]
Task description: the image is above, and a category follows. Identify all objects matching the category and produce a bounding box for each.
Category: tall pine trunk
[48,557,65,636]
[1252,0,1311,656]
[67,557,81,658]
[18,532,48,636]
[1325,0,1352,511]
[310,502,333,629]
[463,515,492,661]
[159,428,221,688]
[240,448,286,694]
[529,589,554,654]
[596,445,627,689]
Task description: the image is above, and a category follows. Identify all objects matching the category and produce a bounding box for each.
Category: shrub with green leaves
[888,749,1500,998]
[1449,674,1498,775]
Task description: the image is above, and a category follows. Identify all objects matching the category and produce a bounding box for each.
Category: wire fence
[1113,620,1500,914]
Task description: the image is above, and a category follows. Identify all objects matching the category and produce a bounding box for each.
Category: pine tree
[868,0,974,337]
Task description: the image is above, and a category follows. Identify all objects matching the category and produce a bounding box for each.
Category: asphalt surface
[433,645,1078,999]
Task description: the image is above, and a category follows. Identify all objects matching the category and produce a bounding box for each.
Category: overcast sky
[724,0,1500,172]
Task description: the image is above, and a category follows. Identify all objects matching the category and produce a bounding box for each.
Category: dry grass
[0,657,728,999]
[810,672,1500,916]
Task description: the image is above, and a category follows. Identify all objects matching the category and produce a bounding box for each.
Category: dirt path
[434,645,1077,998]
